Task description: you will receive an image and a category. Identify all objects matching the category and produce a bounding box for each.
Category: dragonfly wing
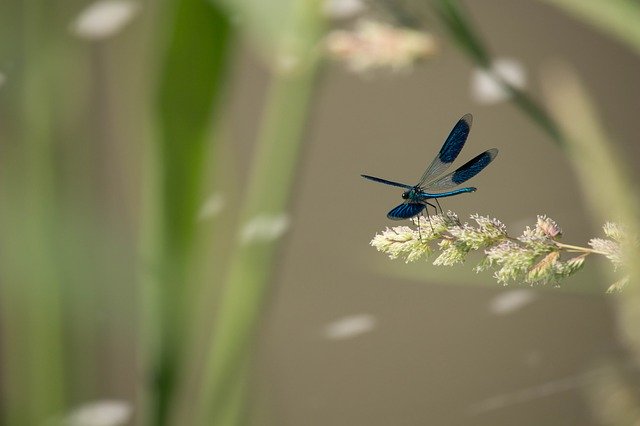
[387,202,425,220]
[418,114,473,186]
[424,149,498,190]
[361,174,412,189]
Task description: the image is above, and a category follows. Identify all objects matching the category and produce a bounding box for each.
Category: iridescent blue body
[362,114,498,220]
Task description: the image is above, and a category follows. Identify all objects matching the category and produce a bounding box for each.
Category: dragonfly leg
[434,199,444,216]
[414,216,423,241]
[423,201,437,233]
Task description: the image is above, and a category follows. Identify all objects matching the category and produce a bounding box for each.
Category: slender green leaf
[435,0,491,67]
[150,0,234,423]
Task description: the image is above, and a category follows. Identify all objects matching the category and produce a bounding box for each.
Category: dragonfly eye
[401,191,409,199]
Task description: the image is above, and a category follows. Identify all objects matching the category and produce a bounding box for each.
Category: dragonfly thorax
[402,187,421,201]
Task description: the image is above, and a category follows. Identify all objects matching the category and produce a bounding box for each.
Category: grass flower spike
[371,212,632,289]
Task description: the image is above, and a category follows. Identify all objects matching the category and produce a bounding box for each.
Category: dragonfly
[361,113,498,221]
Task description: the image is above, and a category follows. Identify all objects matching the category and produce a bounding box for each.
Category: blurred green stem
[147,0,233,424]
[541,62,640,422]
[198,65,322,425]
[0,1,66,424]
[197,7,323,422]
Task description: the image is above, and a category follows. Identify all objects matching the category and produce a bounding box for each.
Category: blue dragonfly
[361,114,498,221]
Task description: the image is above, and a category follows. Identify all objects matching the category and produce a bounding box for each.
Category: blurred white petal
[323,314,376,340]
[198,193,225,220]
[323,0,365,19]
[66,400,131,426]
[471,58,527,104]
[72,0,140,40]
[240,213,290,244]
[489,289,537,315]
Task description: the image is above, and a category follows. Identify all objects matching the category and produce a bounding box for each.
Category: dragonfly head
[402,187,420,200]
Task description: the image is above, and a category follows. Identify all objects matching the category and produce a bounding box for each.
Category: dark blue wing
[361,174,412,189]
[418,114,473,186]
[387,203,425,220]
[424,149,498,190]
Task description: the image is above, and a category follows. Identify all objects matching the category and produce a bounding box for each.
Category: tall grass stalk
[541,63,640,351]
[198,66,322,426]
[0,2,66,423]
[146,0,233,424]
[197,5,324,424]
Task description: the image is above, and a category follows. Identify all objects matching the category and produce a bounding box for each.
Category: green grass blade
[149,0,234,423]
[435,0,491,67]
[199,64,322,426]
[157,1,233,256]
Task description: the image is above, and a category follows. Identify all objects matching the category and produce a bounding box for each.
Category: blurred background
[1,0,640,425]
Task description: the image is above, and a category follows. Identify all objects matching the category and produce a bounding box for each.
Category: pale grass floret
[370,226,428,262]
[602,222,624,241]
[589,238,622,268]
[324,19,438,73]
[370,212,631,289]
[536,215,562,238]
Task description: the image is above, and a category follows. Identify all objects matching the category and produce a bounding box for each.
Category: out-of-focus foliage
[536,0,640,55]
[1,0,640,425]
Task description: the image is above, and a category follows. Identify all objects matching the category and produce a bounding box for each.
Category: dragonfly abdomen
[418,187,476,200]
